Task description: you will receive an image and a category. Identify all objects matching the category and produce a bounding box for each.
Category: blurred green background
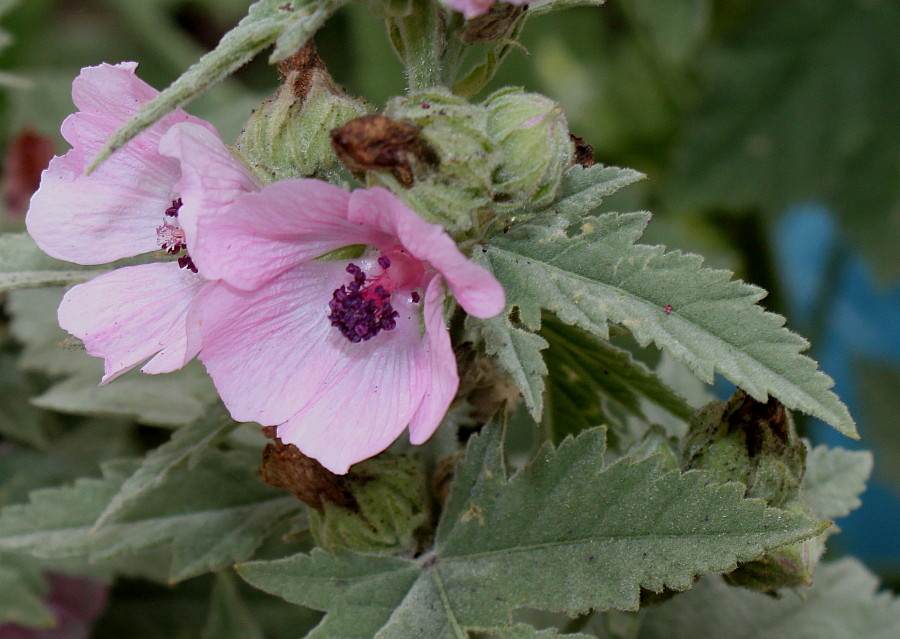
[0,0,898,631]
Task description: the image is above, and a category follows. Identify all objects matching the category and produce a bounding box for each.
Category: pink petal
[26,63,216,265]
[275,292,429,475]
[348,187,506,318]
[157,122,261,252]
[58,262,206,383]
[406,276,459,444]
[187,178,388,290]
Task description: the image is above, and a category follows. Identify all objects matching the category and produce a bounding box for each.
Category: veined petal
[407,276,459,445]
[198,261,351,424]
[276,292,428,475]
[188,178,387,290]
[27,63,216,265]
[348,187,505,318]
[157,122,262,252]
[58,262,207,384]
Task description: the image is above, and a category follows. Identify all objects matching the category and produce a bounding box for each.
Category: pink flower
[25,62,259,383]
[162,122,505,473]
[442,0,529,20]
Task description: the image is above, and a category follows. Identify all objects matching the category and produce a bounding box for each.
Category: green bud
[681,390,806,507]
[483,87,573,210]
[310,454,430,556]
[725,501,827,593]
[236,43,368,183]
[380,88,501,232]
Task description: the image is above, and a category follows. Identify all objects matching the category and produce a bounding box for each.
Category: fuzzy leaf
[32,362,219,427]
[669,0,900,280]
[239,422,825,636]
[542,318,693,440]
[92,406,238,529]
[801,444,872,520]
[0,452,300,582]
[87,0,347,172]
[637,559,900,639]
[476,212,856,437]
[547,164,645,219]
[468,313,549,418]
[0,269,101,293]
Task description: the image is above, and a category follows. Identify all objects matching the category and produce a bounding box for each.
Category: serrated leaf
[202,572,266,639]
[239,421,825,637]
[542,318,693,440]
[477,212,856,437]
[801,444,872,521]
[468,312,549,418]
[88,0,347,172]
[0,451,300,582]
[32,361,219,427]
[546,164,645,219]
[93,406,238,529]
[669,0,900,280]
[636,559,900,639]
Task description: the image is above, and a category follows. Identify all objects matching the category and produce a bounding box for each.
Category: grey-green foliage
[474,210,855,438]
[541,318,693,441]
[669,0,900,280]
[492,625,593,639]
[800,444,873,521]
[239,421,825,637]
[88,0,349,172]
[0,233,102,293]
[468,164,643,419]
[636,559,900,639]
[6,287,219,427]
[0,448,300,583]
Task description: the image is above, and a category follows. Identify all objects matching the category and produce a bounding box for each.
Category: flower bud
[310,454,430,555]
[483,87,573,210]
[236,43,368,183]
[681,390,806,507]
[379,89,501,231]
[725,501,827,592]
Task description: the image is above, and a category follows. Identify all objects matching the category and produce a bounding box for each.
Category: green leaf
[87,0,348,173]
[239,422,825,636]
[542,318,693,440]
[468,312,549,419]
[476,212,856,437]
[0,233,75,272]
[32,361,220,427]
[202,572,266,639]
[801,444,873,521]
[669,0,900,280]
[546,164,645,219]
[92,406,238,529]
[0,554,52,627]
[0,451,301,582]
[636,559,900,639]
[0,269,101,293]
[0,353,49,448]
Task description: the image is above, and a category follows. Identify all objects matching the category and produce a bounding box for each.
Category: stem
[387,0,450,90]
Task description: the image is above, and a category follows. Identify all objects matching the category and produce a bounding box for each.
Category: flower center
[155,198,197,273]
[328,252,423,343]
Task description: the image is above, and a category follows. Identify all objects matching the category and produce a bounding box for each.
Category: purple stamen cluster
[158,198,196,272]
[328,262,399,343]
